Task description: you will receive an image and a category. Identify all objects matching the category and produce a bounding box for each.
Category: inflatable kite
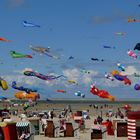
[117,63,125,71]
[0,37,10,42]
[128,18,140,22]
[0,78,8,90]
[121,104,131,111]
[75,91,85,98]
[30,45,59,58]
[127,50,137,59]
[10,51,32,58]
[134,73,140,77]
[134,84,140,90]
[90,84,115,101]
[68,56,74,59]
[24,70,64,81]
[80,69,90,74]
[12,81,37,93]
[103,46,115,49]
[67,80,78,85]
[91,58,104,61]
[134,43,140,51]
[56,90,66,93]
[105,73,114,81]
[111,70,131,85]
[115,32,125,36]
[15,91,40,101]
[30,45,50,53]
[22,21,40,27]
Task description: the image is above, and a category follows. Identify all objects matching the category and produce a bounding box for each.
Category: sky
[1,0,140,100]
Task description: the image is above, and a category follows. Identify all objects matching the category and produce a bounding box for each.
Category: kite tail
[108,95,115,101]
[26,55,33,58]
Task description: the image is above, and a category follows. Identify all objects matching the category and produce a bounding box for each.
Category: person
[97,115,103,124]
[19,131,26,140]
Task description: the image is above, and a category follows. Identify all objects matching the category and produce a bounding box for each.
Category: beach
[0,100,139,140]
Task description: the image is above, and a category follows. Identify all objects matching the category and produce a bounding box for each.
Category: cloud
[121,66,138,75]
[8,0,25,8]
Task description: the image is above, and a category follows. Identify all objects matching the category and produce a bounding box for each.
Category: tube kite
[22,21,40,27]
[111,70,131,85]
[0,78,8,90]
[15,91,40,101]
[10,51,32,58]
[12,81,37,93]
[90,84,115,101]
[24,70,64,81]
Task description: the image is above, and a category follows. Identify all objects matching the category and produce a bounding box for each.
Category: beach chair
[91,125,107,139]
[44,120,59,137]
[64,122,79,137]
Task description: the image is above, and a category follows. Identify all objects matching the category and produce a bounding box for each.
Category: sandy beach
[1,100,139,140]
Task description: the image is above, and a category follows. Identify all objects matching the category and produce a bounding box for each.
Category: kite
[90,84,115,101]
[80,69,90,74]
[0,96,8,101]
[22,21,40,27]
[0,37,10,42]
[127,50,137,59]
[30,45,59,59]
[117,63,125,71]
[56,90,66,93]
[75,91,85,98]
[0,78,8,90]
[15,91,40,101]
[68,56,74,59]
[91,58,104,61]
[115,32,125,36]
[134,84,140,90]
[10,51,32,58]
[24,70,64,81]
[121,104,131,111]
[134,43,140,51]
[105,73,114,81]
[67,80,78,85]
[128,18,140,22]
[111,70,131,85]
[12,81,37,93]
[30,45,50,53]
[134,73,140,77]
[103,46,115,49]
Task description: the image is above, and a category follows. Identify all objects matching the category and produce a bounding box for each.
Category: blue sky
[1,0,140,100]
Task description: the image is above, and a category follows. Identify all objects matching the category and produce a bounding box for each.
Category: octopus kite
[24,70,64,81]
[90,84,115,101]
